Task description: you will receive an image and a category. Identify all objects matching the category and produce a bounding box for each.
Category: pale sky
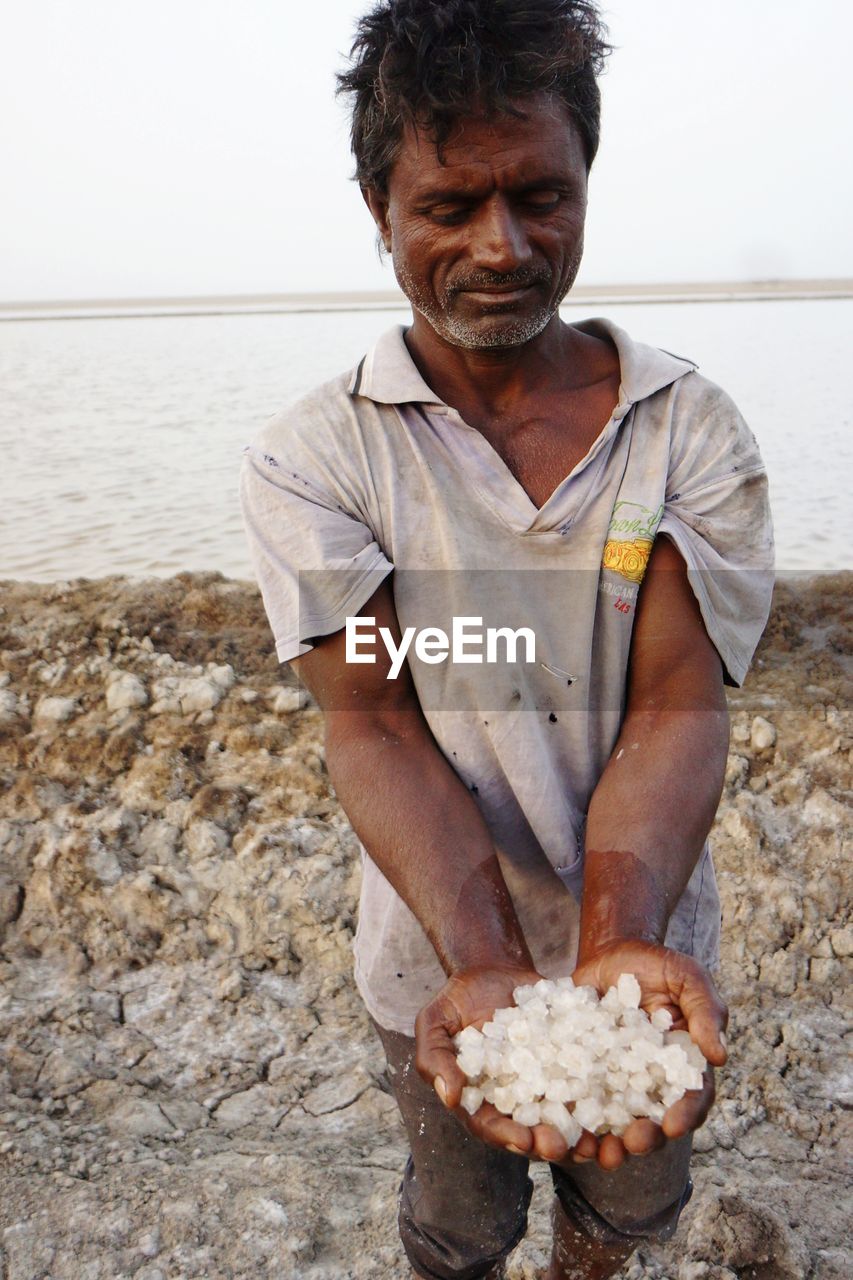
[2,0,851,302]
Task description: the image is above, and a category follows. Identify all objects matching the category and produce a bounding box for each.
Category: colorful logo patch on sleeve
[602,536,654,584]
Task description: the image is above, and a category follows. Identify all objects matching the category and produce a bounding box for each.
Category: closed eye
[520,191,563,212]
[427,204,473,225]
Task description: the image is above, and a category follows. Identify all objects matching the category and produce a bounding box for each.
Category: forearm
[578,700,728,964]
[325,711,533,976]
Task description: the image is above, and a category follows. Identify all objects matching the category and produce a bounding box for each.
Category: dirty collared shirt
[240,319,774,1034]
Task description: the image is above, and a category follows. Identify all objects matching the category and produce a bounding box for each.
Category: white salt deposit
[453,974,706,1140]
[33,695,78,725]
[105,671,148,711]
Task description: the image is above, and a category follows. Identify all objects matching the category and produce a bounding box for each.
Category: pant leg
[374,1021,533,1280]
[551,1133,693,1245]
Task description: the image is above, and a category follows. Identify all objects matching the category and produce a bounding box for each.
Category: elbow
[324,696,427,760]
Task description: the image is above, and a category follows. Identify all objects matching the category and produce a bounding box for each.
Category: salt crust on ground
[0,571,850,1279]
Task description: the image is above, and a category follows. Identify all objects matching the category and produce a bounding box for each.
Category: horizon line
[1,277,851,322]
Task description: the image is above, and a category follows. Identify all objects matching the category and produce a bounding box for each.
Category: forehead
[390,95,587,197]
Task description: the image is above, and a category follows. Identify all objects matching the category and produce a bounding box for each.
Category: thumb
[669,955,728,1066]
[414,994,467,1107]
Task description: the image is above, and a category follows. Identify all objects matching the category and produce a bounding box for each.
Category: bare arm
[291,575,533,978]
[292,576,545,1152]
[579,534,730,961]
[570,536,730,1169]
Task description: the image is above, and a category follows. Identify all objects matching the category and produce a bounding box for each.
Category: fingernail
[572,1153,591,1163]
[506,1144,526,1156]
[434,1076,448,1106]
[719,1031,727,1050]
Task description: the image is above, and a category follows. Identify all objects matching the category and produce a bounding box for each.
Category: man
[240,1,774,1276]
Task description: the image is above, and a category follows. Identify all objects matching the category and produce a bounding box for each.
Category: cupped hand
[567,939,728,1170]
[415,944,727,1171]
[414,965,592,1164]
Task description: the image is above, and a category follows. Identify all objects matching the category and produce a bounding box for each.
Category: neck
[405,312,576,415]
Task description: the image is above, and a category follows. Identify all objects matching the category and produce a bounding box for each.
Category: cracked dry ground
[0,571,850,1280]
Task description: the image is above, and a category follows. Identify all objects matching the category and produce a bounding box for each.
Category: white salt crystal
[513,1102,542,1127]
[544,1078,574,1104]
[457,1050,484,1078]
[604,1101,632,1131]
[492,1085,516,1114]
[513,985,538,1005]
[651,1008,674,1032]
[540,1101,583,1147]
[573,1097,605,1133]
[460,1087,484,1115]
[660,1045,691,1083]
[616,973,642,1009]
[600,986,622,1014]
[665,1030,707,1071]
[526,1070,548,1097]
[507,1045,537,1075]
[556,1044,593,1075]
[512,1078,536,1105]
[507,1019,532,1045]
[484,1045,504,1075]
[624,1087,649,1114]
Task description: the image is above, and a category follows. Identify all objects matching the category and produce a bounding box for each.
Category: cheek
[390,226,456,282]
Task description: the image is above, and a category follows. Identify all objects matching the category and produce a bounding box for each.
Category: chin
[439,307,558,350]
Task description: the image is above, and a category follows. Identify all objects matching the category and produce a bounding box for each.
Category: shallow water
[1,298,850,580]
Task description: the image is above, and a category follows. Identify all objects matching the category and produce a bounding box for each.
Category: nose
[470,195,533,274]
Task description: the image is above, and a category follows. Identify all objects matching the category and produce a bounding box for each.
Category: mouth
[458,285,538,305]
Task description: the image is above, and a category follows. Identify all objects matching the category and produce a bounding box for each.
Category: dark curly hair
[337,0,611,192]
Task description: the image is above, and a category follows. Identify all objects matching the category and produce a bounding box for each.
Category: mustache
[447,268,551,294]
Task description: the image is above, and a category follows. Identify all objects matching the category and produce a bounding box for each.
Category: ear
[361,186,392,254]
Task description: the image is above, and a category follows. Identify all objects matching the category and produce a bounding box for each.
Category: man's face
[365,94,589,351]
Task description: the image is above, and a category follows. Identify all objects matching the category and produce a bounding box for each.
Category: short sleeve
[658,384,774,686]
[240,438,394,663]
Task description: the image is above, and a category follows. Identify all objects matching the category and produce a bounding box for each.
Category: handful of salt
[453,973,707,1147]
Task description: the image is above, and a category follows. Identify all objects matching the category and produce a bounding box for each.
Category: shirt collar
[572,317,698,402]
[348,318,697,409]
[347,325,444,406]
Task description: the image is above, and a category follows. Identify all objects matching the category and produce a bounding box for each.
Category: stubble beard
[395,248,584,351]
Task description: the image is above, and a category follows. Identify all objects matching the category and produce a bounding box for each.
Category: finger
[570,1129,598,1163]
[414,997,467,1105]
[665,954,729,1066]
[621,1118,665,1156]
[662,1067,716,1140]
[596,1133,626,1170]
[467,1103,534,1155]
[417,1040,467,1108]
[530,1123,568,1163]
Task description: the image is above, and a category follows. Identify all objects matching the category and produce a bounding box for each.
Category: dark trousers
[375,1021,693,1280]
